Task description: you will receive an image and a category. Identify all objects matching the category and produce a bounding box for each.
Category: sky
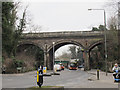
[20,0,112,32]
[20,0,113,57]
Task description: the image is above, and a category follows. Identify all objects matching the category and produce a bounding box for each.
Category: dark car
[78,64,84,68]
[68,63,78,70]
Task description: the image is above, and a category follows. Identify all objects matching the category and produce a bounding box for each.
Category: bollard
[37,66,43,87]
[97,69,99,80]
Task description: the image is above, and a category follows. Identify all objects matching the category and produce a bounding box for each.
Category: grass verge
[27,86,64,90]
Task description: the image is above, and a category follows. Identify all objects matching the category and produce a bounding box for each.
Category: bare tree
[69,46,77,59]
[28,24,42,33]
[55,52,71,61]
[108,16,117,30]
[104,0,120,29]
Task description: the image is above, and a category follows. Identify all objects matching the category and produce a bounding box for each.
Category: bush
[13,59,24,68]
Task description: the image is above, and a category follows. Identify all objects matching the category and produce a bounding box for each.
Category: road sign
[43,67,47,74]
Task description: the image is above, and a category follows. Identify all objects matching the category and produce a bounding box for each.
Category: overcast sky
[20,0,112,32]
[20,0,113,57]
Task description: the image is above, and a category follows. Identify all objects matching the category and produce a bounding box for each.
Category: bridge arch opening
[47,41,85,70]
[16,43,44,71]
[88,41,105,70]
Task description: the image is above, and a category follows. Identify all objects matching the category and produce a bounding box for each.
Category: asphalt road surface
[2,68,119,88]
[43,69,91,88]
[2,68,91,88]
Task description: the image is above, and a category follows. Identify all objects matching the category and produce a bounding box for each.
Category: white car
[54,64,61,71]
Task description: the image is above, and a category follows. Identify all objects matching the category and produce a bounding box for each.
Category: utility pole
[53,42,55,74]
[88,9,108,76]
[118,2,120,63]
[118,2,120,30]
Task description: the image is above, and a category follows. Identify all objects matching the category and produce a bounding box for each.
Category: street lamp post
[88,9,108,76]
[53,42,55,74]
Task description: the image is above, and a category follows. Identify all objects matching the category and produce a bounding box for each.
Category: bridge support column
[44,44,52,70]
[44,44,47,67]
[47,51,53,70]
[84,50,90,71]
[44,52,47,67]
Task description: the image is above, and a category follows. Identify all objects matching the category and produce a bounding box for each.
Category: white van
[54,64,61,71]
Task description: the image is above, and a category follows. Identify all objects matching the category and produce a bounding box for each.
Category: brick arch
[47,40,85,52]
[88,40,104,52]
[17,41,44,51]
[47,40,85,70]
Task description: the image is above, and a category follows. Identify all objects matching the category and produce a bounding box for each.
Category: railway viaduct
[18,31,105,70]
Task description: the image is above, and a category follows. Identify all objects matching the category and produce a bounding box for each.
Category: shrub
[13,59,24,68]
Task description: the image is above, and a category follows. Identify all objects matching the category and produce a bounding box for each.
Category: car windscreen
[70,63,77,67]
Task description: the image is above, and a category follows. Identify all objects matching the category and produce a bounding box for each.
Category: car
[61,65,64,70]
[54,64,61,71]
[59,63,64,70]
[78,64,84,68]
[68,63,78,70]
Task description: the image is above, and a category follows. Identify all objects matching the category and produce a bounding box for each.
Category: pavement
[87,69,119,88]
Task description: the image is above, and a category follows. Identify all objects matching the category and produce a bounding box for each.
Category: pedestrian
[2,65,6,74]
[112,63,120,79]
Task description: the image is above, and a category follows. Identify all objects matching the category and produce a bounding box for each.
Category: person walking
[112,63,120,79]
